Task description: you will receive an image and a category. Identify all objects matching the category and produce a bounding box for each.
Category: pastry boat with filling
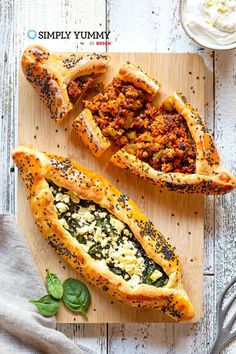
[73,64,235,194]
[13,145,194,321]
[73,62,161,157]
[110,92,236,194]
[21,45,110,122]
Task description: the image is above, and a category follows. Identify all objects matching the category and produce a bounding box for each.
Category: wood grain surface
[1,0,235,352]
[18,52,204,323]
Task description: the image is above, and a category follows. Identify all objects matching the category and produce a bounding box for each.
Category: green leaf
[30,295,60,317]
[63,278,91,320]
[88,244,103,260]
[46,269,63,299]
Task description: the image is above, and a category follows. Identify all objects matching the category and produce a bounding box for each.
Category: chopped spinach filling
[49,181,168,288]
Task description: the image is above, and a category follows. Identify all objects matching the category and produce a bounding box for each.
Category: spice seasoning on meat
[84,79,196,174]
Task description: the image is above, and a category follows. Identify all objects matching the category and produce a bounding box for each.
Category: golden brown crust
[12,145,194,321]
[110,91,236,195]
[110,148,235,194]
[21,45,110,122]
[73,108,111,157]
[172,91,219,175]
[117,63,161,97]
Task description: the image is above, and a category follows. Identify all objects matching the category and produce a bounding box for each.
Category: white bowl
[179,0,236,51]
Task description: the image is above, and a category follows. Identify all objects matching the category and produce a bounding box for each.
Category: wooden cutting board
[18,52,205,323]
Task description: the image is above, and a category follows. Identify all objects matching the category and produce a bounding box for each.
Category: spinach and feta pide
[13,146,195,320]
[49,181,168,289]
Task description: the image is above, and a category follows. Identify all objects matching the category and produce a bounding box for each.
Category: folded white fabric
[0,214,95,354]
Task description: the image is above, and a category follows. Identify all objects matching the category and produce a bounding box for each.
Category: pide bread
[110,92,236,194]
[73,64,235,194]
[74,108,111,157]
[73,63,161,157]
[21,45,110,122]
[117,62,161,97]
[12,145,194,321]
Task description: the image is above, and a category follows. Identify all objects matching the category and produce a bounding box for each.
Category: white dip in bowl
[180,0,236,50]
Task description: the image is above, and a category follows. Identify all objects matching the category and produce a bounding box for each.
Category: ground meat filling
[49,181,168,289]
[84,79,196,174]
[125,106,197,174]
[84,77,153,143]
[67,75,96,104]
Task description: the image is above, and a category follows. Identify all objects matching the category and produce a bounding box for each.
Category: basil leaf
[46,269,63,299]
[30,295,60,317]
[63,278,91,320]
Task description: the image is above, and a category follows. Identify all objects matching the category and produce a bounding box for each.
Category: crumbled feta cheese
[83,211,95,222]
[72,210,95,224]
[76,221,96,235]
[123,229,131,237]
[81,240,94,252]
[75,207,95,220]
[98,259,108,268]
[102,249,107,256]
[98,211,107,218]
[59,218,69,229]
[110,216,125,232]
[93,227,108,244]
[150,269,162,282]
[56,202,69,213]
[61,194,70,203]
[107,239,145,279]
[55,193,70,204]
[127,275,141,288]
[101,239,108,247]
[87,204,96,211]
[72,213,79,219]
[55,193,63,202]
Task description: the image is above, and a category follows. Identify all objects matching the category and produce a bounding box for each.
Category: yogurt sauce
[182,0,236,48]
